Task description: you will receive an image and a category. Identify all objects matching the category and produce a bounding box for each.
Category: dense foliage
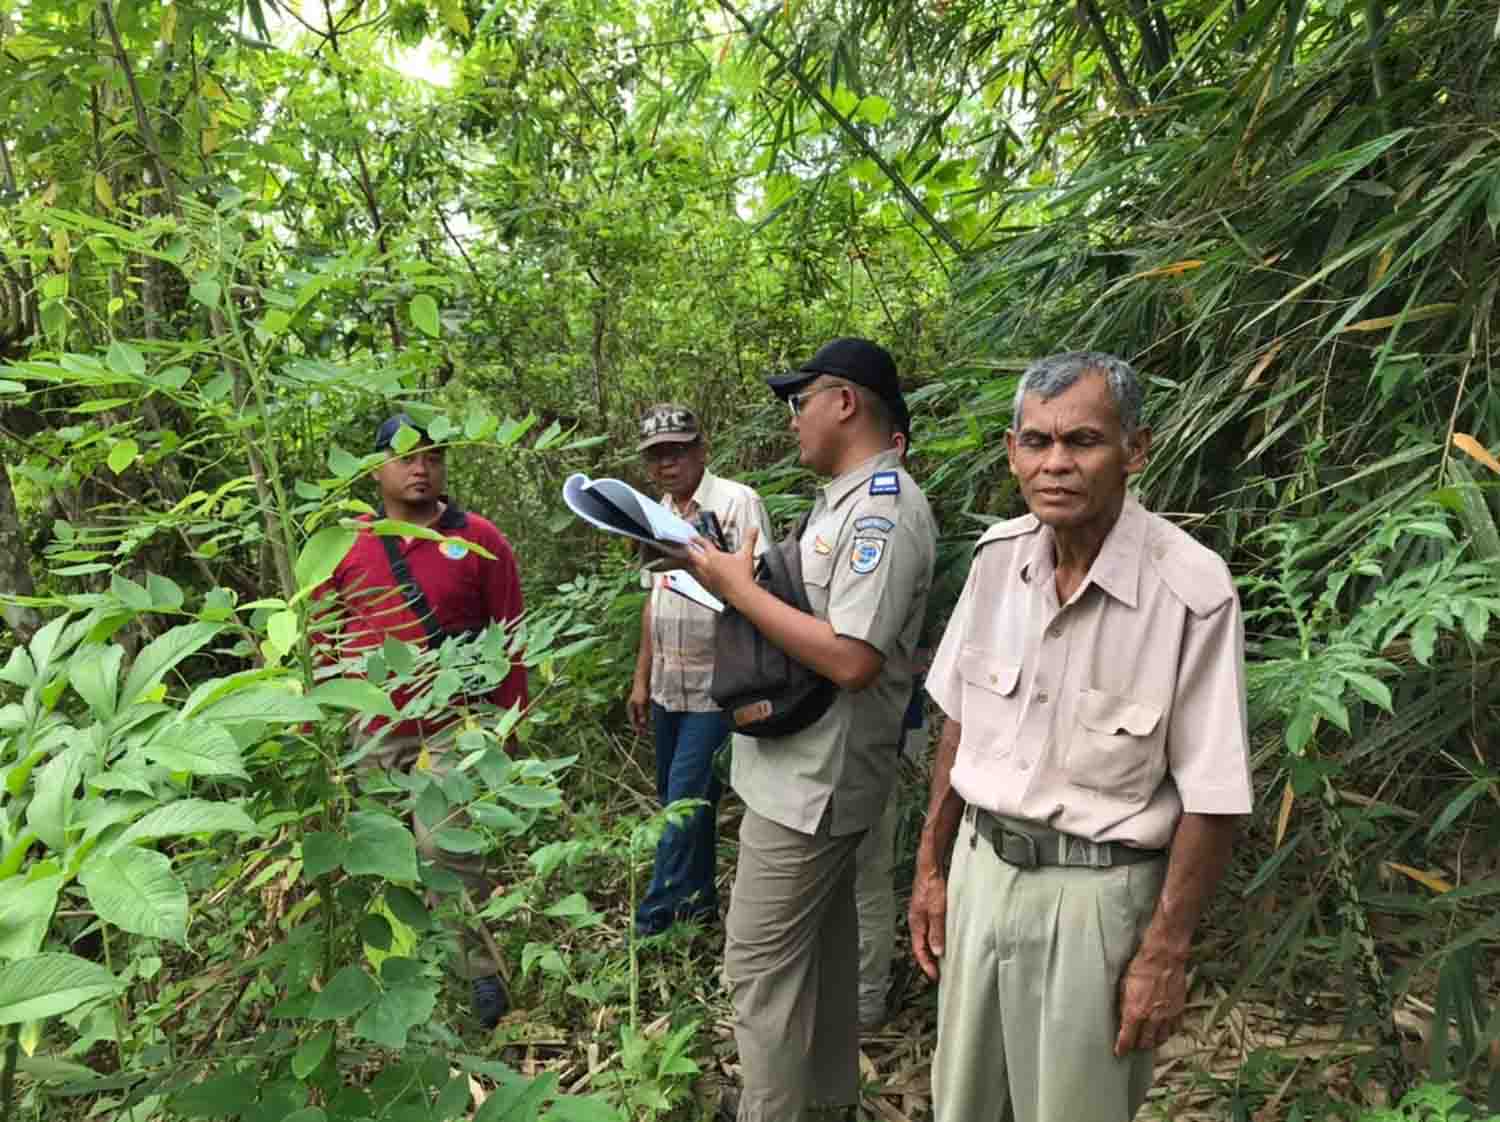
[1,0,1499,1117]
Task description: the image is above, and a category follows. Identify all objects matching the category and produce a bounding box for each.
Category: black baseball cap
[374,412,432,453]
[768,337,909,433]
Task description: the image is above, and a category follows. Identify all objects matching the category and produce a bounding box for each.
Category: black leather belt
[971,807,1165,869]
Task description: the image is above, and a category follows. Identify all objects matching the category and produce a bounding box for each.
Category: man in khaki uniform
[910,351,1251,1122]
[688,338,937,1121]
[627,404,771,937]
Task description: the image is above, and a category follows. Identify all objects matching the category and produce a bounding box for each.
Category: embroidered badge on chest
[813,535,833,555]
[441,541,469,560]
[868,471,900,496]
[850,536,886,574]
[854,515,895,533]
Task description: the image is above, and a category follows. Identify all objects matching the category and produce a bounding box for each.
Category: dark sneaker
[471,973,509,1029]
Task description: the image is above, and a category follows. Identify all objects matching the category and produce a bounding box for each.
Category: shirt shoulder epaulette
[975,513,1040,550]
[1145,516,1235,617]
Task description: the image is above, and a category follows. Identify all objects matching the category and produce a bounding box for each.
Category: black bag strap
[379,532,447,651]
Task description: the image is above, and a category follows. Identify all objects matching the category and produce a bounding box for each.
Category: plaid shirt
[642,470,771,713]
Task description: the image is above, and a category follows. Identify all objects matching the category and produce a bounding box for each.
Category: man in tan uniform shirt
[688,338,936,1122]
[911,351,1252,1122]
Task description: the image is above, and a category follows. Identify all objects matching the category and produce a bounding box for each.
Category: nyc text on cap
[638,404,702,452]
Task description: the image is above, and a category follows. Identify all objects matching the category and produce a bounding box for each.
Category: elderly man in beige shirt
[910,351,1252,1122]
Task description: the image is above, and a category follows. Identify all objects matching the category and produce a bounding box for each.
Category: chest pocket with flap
[1067,688,1166,804]
[957,645,1022,755]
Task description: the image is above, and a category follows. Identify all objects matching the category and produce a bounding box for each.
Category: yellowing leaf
[436,0,469,35]
[1342,303,1457,333]
[1371,245,1393,285]
[1274,779,1294,849]
[1131,259,1205,280]
[160,3,177,45]
[1243,339,1285,390]
[51,230,69,271]
[201,126,220,157]
[93,173,114,209]
[1453,432,1500,475]
[1384,862,1453,894]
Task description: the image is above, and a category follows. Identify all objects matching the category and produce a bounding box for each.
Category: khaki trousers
[357,728,498,980]
[725,808,864,1122]
[853,792,899,1025]
[933,811,1167,1122]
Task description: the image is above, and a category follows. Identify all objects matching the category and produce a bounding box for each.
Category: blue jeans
[636,704,728,935]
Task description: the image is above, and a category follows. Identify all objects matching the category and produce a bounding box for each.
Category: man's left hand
[686,526,759,604]
[1113,948,1187,1055]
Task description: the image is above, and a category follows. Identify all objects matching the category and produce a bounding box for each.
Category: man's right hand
[909,861,948,981]
[628,678,650,735]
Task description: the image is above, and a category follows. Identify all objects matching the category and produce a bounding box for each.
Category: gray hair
[1011,351,1143,438]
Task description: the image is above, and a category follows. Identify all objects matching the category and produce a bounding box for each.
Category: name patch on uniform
[854,515,895,533]
[868,471,900,496]
[813,535,833,555]
[441,541,469,560]
[850,537,886,574]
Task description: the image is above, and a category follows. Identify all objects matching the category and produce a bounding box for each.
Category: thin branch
[97,0,179,216]
[715,0,963,259]
[1077,0,1143,110]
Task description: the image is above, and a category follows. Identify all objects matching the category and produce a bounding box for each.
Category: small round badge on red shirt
[441,541,469,560]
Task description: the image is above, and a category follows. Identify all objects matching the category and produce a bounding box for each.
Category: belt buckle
[996,829,1039,869]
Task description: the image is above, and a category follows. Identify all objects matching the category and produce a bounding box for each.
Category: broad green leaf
[476,1073,558,1122]
[189,279,221,308]
[121,622,224,707]
[1427,781,1489,846]
[328,445,361,479]
[112,799,258,850]
[543,893,593,919]
[141,721,249,779]
[26,745,88,851]
[309,965,379,1020]
[80,848,189,944]
[301,831,346,879]
[106,439,139,475]
[294,527,356,596]
[344,811,418,881]
[0,953,120,1024]
[68,643,123,720]
[291,1028,333,1079]
[267,610,299,656]
[544,1095,625,1122]
[0,875,63,959]
[496,785,562,810]
[353,980,437,1048]
[110,572,151,610]
[410,293,441,338]
[105,340,146,377]
[147,573,184,610]
[185,685,321,726]
[309,678,398,720]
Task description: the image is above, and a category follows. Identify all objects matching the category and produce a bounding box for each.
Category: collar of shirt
[662,468,722,515]
[372,503,470,532]
[1018,493,1144,609]
[819,448,903,511]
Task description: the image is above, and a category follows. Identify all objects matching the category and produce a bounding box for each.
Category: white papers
[562,473,700,551]
[660,570,724,614]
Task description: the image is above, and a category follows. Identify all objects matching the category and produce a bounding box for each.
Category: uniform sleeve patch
[850,537,887,574]
[854,515,895,533]
[868,471,900,496]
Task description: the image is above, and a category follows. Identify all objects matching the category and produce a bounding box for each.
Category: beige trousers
[356,728,498,980]
[853,792,899,1025]
[933,811,1167,1122]
[724,808,864,1122]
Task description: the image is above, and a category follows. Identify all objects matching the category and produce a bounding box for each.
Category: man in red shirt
[319,414,527,1028]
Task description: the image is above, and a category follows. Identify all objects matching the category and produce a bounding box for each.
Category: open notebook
[562,473,723,612]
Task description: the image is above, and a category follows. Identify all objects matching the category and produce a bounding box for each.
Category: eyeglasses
[787,383,843,417]
[643,442,696,463]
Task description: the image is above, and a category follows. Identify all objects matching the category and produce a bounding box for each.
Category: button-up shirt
[641,470,772,713]
[926,495,1251,850]
[732,450,937,836]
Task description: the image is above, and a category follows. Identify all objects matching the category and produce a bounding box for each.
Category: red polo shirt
[319,504,528,739]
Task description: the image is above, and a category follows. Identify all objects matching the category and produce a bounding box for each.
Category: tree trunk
[0,456,40,637]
